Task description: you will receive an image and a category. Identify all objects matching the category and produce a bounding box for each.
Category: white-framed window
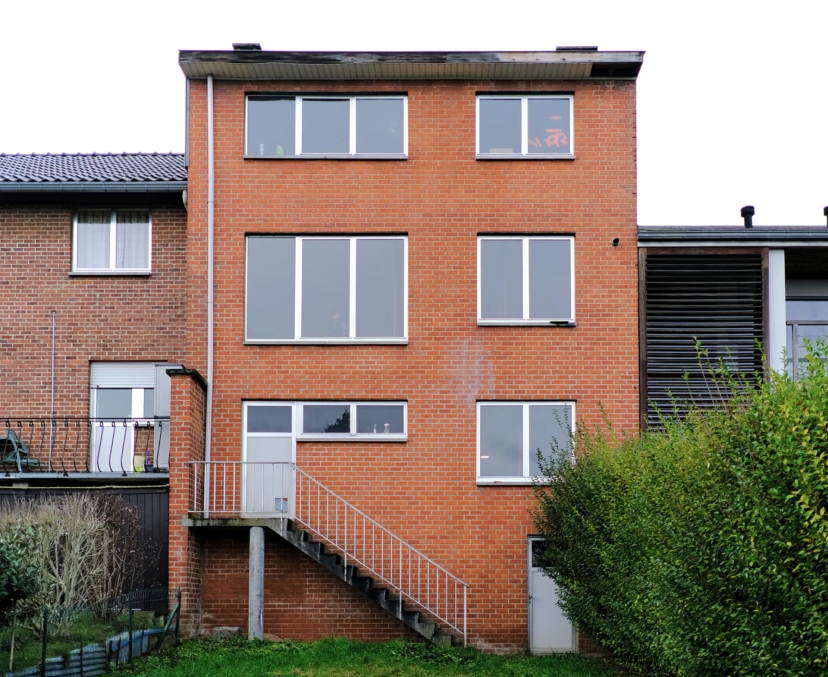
[477,401,574,484]
[478,236,575,325]
[476,95,574,158]
[73,209,151,273]
[298,401,407,441]
[246,235,408,343]
[246,95,408,158]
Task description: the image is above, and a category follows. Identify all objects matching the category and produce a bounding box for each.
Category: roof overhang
[638,226,828,248]
[178,50,644,81]
[0,181,187,194]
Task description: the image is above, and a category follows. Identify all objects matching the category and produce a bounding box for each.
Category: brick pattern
[182,77,640,650]
[200,529,423,641]
[167,371,207,634]
[0,205,186,419]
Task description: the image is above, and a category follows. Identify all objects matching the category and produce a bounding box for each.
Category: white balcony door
[243,403,296,516]
[529,538,576,653]
[91,387,151,472]
[90,362,160,473]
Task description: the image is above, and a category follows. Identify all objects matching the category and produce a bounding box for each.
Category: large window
[478,236,574,324]
[247,236,407,343]
[786,299,828,378]
[477,95,573,158]
[246,95,408,158]
[73,209,151,273]
[477,402,573,484]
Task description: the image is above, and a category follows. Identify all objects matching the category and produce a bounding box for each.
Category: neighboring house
[169,46,644,652]
[639,215,828,427]
[0,152,188,589]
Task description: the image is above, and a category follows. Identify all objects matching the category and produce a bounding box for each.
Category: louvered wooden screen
[644,254,764,427]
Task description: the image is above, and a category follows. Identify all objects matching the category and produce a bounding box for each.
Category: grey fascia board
[179,50,644,80]
[0,181,187,193]
[638,226,828,247]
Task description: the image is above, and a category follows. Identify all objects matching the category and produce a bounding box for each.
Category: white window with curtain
[73,209,151,273]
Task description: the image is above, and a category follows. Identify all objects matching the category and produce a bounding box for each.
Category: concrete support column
[248,526,265,640]
[768,249,787,374]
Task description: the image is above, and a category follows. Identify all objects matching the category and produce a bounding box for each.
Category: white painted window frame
[245,95,408,158]
[245,235,409,344]
[475,95,575,159]
[72,208,152,274]
[477,236,575,325]
[297,401,408,441]
[476,401,575,485]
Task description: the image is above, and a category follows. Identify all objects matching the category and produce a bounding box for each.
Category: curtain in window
[76,210,111,268]
[116,210,149,269]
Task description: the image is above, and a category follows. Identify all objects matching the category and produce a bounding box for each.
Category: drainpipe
[205,74,215,517]
[49,310,56,471]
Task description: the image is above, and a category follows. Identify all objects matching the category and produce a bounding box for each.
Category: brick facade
[181,75,639,650]
[0,202,187,419]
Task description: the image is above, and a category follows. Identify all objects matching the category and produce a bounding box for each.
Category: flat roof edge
[0,181,188,193]
[178,50,644,80]
[638,226,828,246]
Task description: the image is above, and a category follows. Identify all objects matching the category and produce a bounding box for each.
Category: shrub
[0,521,41,614]
[533,343,828,676]
[0,493,153,633]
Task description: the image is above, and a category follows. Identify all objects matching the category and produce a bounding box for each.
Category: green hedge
[534,346,828,676]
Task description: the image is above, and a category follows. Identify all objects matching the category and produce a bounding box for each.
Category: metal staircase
[190,461,469,645]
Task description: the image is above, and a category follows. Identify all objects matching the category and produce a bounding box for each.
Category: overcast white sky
[2,0,826,225]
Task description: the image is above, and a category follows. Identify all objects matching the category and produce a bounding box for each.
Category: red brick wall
[184,77,639,650]
[0,204,187,419]
[200,529,422,641]
[168,370,207,634]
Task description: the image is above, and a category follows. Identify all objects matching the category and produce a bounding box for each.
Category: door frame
[242,402,297,515]
[528,536,577,654]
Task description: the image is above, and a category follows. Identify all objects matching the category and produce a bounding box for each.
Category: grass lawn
[115,637,620,677]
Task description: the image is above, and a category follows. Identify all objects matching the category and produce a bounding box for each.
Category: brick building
[0,152,188,588]
[170,47,644,652]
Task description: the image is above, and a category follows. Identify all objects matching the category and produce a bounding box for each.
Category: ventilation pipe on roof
[233,43,262,51]
[205,74,215,516]
[823,206,827,225]
[741,205,755,228]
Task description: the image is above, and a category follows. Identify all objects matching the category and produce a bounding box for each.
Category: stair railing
[188,461,469,645]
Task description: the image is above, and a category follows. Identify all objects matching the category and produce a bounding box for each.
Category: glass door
[243,403,296,515]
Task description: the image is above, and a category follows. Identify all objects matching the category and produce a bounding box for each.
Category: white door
[243,403,296,516]
[529,538,576,653]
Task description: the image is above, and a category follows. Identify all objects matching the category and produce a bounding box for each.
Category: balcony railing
[1,417,171,476]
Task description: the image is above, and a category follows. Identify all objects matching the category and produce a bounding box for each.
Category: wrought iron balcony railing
[1,417,171,476]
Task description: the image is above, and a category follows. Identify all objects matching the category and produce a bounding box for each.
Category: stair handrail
[292,464,469,645]
[187,460,469,645]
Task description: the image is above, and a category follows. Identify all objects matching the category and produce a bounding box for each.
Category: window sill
[244,154,407,161]
[70,270,151,277]
[477,320,576,327]
[477,477,549,486]
[299,434,407,442]
[244,339,408,345]
[476,154,575,161]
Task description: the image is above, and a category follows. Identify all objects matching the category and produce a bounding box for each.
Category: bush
[533,343,828,676]
[0,493,153,632]
[0,521,41,614]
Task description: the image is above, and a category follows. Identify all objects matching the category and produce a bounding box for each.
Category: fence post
[40,607,48,677]
[80,644,84,677]
[128,607,134,662]
[175,588,181,642]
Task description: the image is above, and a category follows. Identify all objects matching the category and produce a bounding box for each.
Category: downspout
[49,310,56,471]
[205,74,215,517]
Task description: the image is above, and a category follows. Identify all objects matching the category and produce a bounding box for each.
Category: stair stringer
[264,519,455,645]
